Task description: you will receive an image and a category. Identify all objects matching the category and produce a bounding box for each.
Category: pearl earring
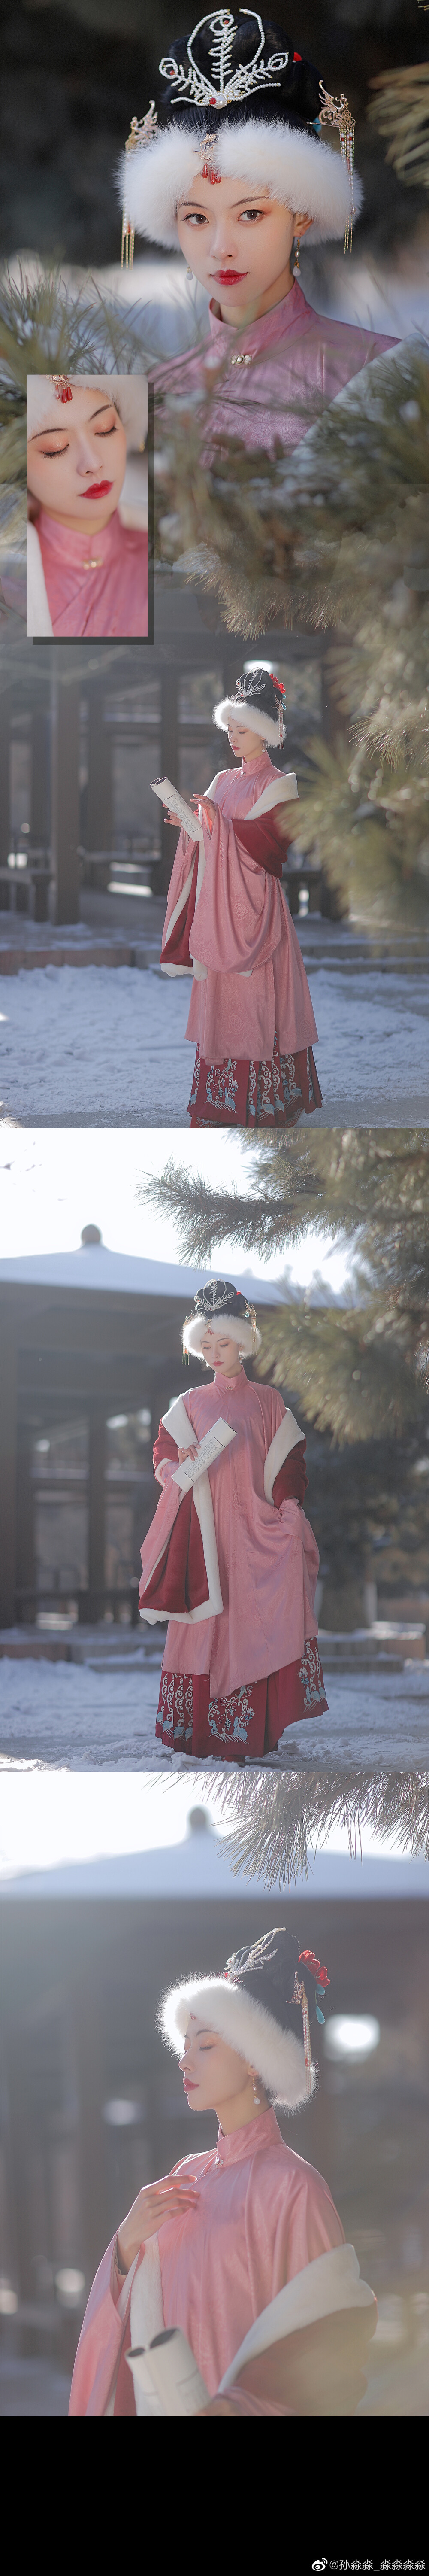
[293,237,301,278]
[253,2073,261,2105]
[186,265,193,279]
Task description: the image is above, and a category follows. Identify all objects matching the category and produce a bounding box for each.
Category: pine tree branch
[207,1771,429,1887]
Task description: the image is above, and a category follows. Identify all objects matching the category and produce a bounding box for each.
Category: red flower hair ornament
[299,1950,330,2025]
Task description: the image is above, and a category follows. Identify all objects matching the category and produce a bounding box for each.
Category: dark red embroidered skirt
[187,1035,322,1128]
[156,1640,328,1760]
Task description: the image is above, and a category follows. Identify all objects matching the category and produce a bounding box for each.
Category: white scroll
[172,1418,236,1491]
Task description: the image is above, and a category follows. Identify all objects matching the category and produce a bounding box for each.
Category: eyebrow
[180,191,269,210]
[32,401,116,439]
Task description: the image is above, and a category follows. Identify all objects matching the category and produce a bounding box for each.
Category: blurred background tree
[139,1130,429,1627]
[155,344,428,930]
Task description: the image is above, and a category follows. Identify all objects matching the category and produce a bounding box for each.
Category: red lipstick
[82,480,113,498]
[183,2076,197,2092]
[211,270,247,285]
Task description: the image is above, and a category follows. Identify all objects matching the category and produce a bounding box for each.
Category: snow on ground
[1,960,427,1127]
[0,1651,427,1771]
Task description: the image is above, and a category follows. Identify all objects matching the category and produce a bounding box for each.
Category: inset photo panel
[27,375,151,641]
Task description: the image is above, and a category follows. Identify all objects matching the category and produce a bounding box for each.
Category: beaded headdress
[120,10,360,265]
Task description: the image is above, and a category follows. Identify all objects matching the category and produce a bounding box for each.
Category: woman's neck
[213,1361,243,1381]
[214,262,295,331]
[215,2088,268,2135]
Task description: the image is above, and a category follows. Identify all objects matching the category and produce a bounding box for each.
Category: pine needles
[207,1770,429,1887]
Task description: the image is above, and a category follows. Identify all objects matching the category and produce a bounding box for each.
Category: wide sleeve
[69,2238,135,2417]
[153,1421,180,1488]
[160,826,200,973]
[232,811,285,880]
[272,1439,308,1508]
[190,804,283,978]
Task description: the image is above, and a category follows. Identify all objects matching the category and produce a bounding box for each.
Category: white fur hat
[159,1929,331,2109]
[182,1279,261,1358]
[214,666,285,746]
[120,117,360,252]
[27,376,148,450]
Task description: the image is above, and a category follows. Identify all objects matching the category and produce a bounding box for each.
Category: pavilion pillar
[88,1412,106,1608]
[15,1436,36,1613]
[30,706,51,845]
[86,686,112,852]
[50,654,81,923]
[0,690,11,863]
[0,1308,18,1629]
[159,665,178,894]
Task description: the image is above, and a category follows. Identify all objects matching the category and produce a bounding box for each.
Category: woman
[139,1279,328,1760]
[69,1926,376,2417]
[120,10,396,454]
[160,667,322,1127]
[27,375,148,638]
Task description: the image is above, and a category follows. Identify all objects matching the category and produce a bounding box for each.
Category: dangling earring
[293,237,300,279]
[186,266,193,279]
[252,2072,261,2105]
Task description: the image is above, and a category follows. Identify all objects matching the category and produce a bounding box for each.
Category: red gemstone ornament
[299,1950,330,1988]
[61,386,73,402]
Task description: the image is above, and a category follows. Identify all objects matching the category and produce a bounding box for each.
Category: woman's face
[179,2018,256,2117]
[27,387,127,534]
[199,1327,242,1373]
[176,176,312,324]
[227,719,266,760]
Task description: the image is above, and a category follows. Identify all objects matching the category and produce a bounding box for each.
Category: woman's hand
[117,2175,200,2272]
[177,1443,199,1464]
[190,794,217,832]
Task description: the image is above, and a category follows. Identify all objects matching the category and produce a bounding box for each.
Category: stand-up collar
[37,505,124,567]
[208,277,308,361]
[216,2108,282,2166]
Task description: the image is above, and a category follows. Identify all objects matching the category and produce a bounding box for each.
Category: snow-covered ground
[1,959,427,1126]
[0,1650,427,1771]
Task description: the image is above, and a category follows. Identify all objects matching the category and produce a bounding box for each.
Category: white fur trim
[139,1393,224,1625]
[27,522,53,638]
[27,374,147,446]
[251,774,298,812]
[159,1974,314,2110]
[214,698,281,747]
[219,2245,376,2391]
[183,1313,261,1356]
[160,855,197,978]
[264,1410,304,1504]
[119,122,362,250]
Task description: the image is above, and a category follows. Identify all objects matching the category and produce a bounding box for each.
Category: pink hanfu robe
[138,1369,328,1759]
[160,749,322,1129]
[69,2109,346,2417]
[34,506,148,636]
[156,278,397,458]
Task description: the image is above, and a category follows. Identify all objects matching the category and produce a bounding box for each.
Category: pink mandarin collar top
[69,2106,344,2416]
[36,505,148,637]
[156,279,397,455]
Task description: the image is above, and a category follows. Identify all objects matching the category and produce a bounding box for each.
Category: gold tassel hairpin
[293,1972,312,2096]
[248,1302,258,1354]
[121,107,158,267]
[319,83,356,250]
